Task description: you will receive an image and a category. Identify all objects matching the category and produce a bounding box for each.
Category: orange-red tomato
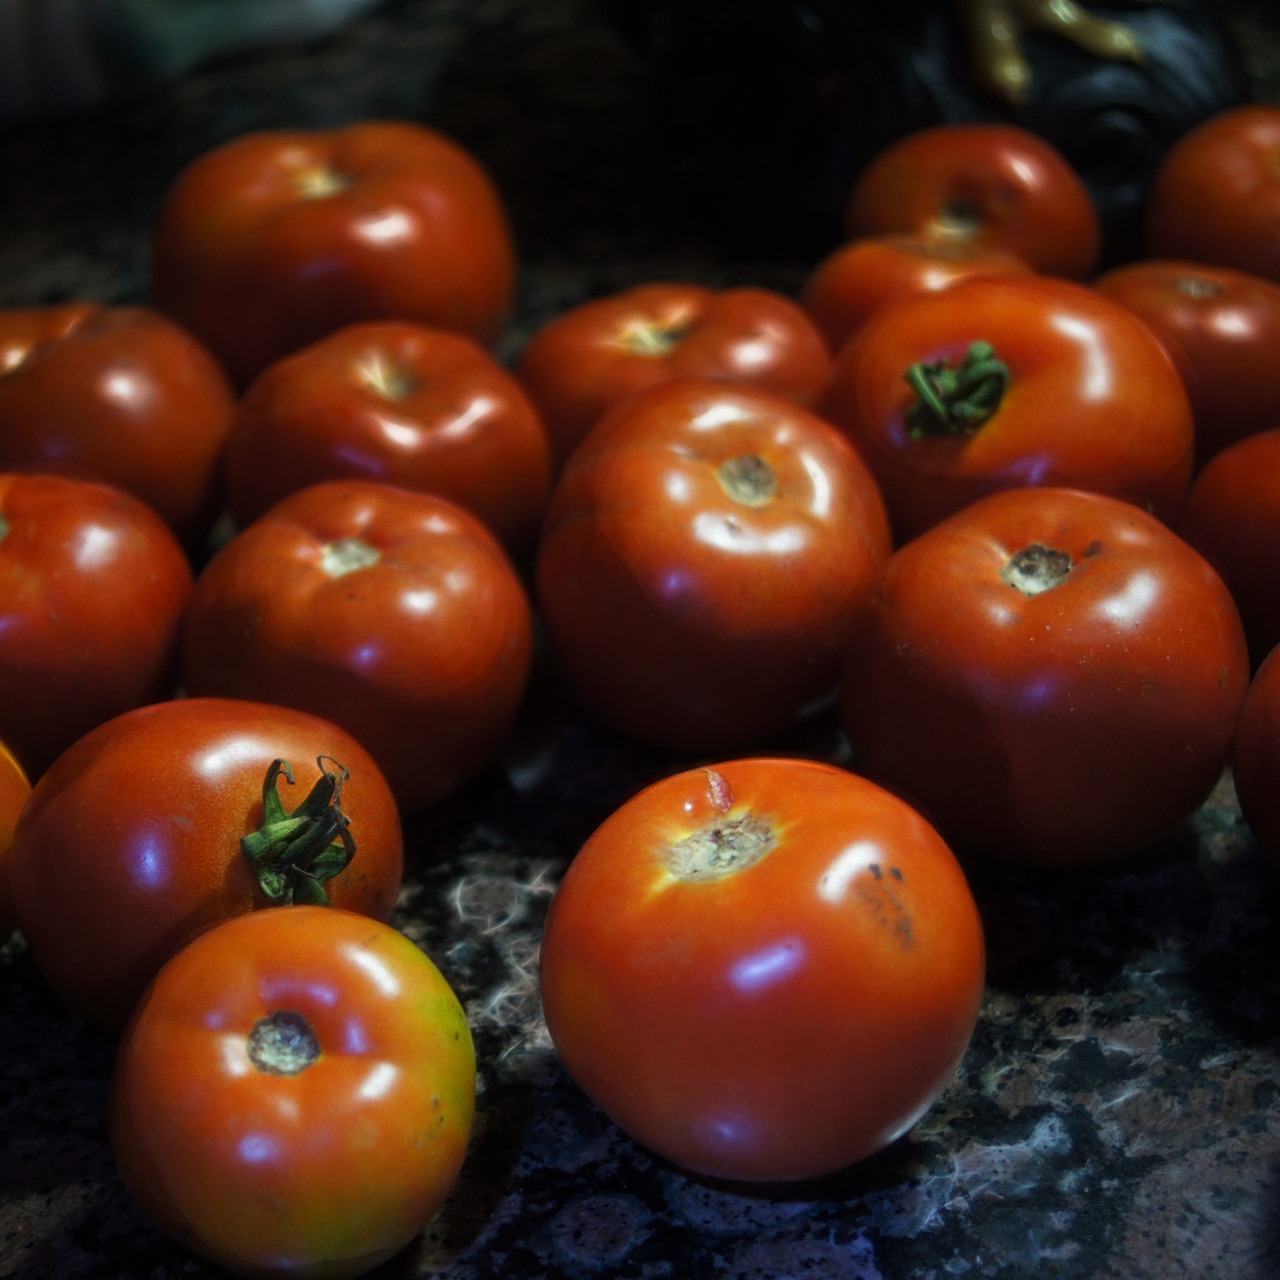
[0,739,31,943]
[8,697,403,1031]
[112,906,475,1280]
[514,283,832,469]
[0,302,235,547]
[844,123,1100,280]
[539,756,986,1183]
[222,321,553,552]
[819,275,1195,543]
[1233,645,1280,865]
[840,487,1250,867]
[535,379,892,754]
[151,121,515,388]
[182,480,534,815]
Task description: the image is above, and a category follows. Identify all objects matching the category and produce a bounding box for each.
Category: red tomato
[0,471,193,780]
[151,121,515,388]
[840,487,1250,867]
[535,379,892,754]
[819,275,1195,542]
[514,283,833,469]
[0,303,235,547]
[8,697,403,1030]
[801,231,1033,356]
[1233,645,1280,865]
[1181,428,1280,668]
[1093,260,1280,466]
[182,480,533,815]
[112,905,475,1280]
[539,756,985,1182]
[1146,105,1280,284]
[222,322,553,552]
[0,739,31,943]
[844,123,1100,280]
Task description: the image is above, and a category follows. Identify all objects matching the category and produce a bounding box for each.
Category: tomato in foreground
[8,698,403,1030]
[1233,645,1280,865]
[539,757,985,1183]
[0,739,31,943]
[112,905,475,1280]
[840,488,1250,867]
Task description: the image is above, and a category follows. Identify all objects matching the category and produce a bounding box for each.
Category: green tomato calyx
[906,340,1010,438]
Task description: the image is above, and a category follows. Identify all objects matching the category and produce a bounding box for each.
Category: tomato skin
[1181,428,1280,668]
[840,488,1250,867]
[8,697,403,1031]
[0,303,235,547]
[801,231,1033,356]
[151,121,515,388]
[182,480,534,815]
[1233,646,1280,865]
[112,905,475,1280]
[1093,260,1280,467]
[0,471,193,780]
[844,123,1100,280]
[223,321,552,552]
[1146,105,1280,284]
[535,379,892,754]
[0,740,31,943]
[539,756,985,1183]
[514,283,833,470]
[819,275,1195,543]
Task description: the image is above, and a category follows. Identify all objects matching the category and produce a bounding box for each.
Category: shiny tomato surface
[182,480,534,815]
[535,379,892,754]
[113,906,475,1280]
[539,756,986,1182]
[8,697,403,1030]
[1233,645,1280,865]
[840,488,1249,866]
[844,123,1100,279]
[0,740,31,943]
[0,302,235,547]
[151,121,515,388]
[0,471,193,780]
[820,275,1195,542]
[514,283,832,469]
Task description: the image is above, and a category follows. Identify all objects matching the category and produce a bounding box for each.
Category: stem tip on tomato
[1000,543,1074,596]
[667,814,776,883]
[247,1010,321,1075]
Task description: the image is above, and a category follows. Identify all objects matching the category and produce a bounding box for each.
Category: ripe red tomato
[1181,428,1280,668]
[112,905,475,1279]
[535,379,892,754]
[1233,644,1280,864]
[182,480,533,815]
[801,231,1033,356]
[8,697,403,1030]
[840,487,1250,867]
[151,121,515,388]
[0,302,235,547]
[0,471,193,780]
[515,283,833,469]
[1146,105,1280,284]
[0,739,31,944]
[222,321,553,552]
[844,123,1100,280]
[819,275,1195,542]
[1093,259,1280,466]
[539,756,985,1182]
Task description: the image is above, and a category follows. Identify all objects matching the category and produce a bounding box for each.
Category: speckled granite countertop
[3,3,1280,1278]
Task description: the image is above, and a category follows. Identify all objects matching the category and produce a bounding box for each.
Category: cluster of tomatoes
[0,100,1279,1276]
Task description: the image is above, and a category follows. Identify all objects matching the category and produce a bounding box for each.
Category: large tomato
[1145,105,1280,284]
[539,756,986,1183]
[514,283,833,469]
[8,697,403,1031]
[1233,644,1280,865]
[0,302,235,547]
[819,275,1195,542]
[112,905,475,1280]
[0,471,193,780]
[222,321,553,552]
[535,379,892,755]
[800,230,1033,356]
[182,480,533,815]
[844,123,1100,280]
[151,121,515,388]
[0,739,31,943]
[840,487,1250,867]
[1093,259,1280,466]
